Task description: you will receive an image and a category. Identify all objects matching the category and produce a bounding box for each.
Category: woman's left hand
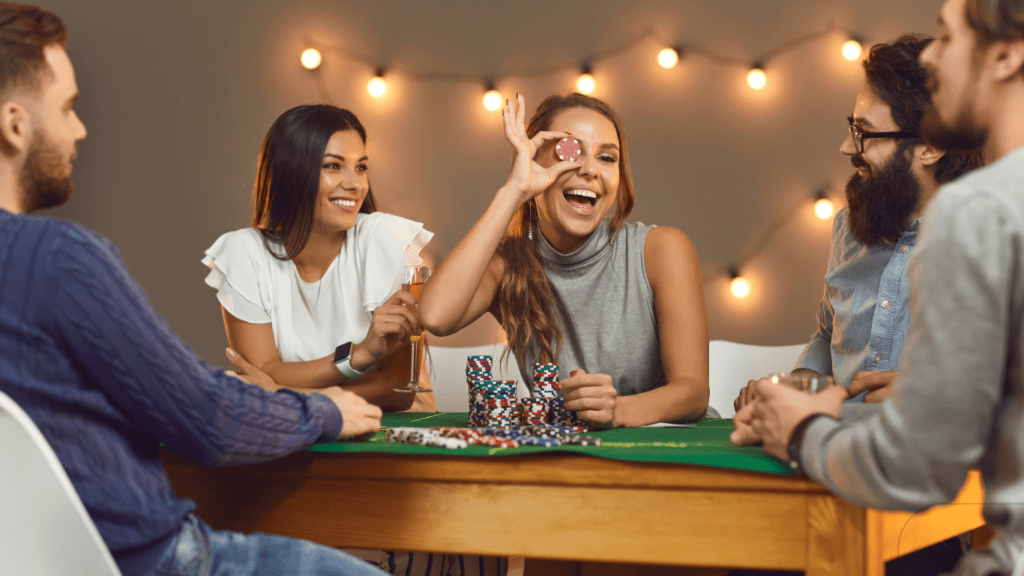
[225,347,280,391]
[559,369,618,427]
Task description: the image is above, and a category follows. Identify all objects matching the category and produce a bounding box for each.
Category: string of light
[299,25,861,299]
[718,187,836,299]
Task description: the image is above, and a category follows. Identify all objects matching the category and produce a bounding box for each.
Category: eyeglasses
[847,116,919,154]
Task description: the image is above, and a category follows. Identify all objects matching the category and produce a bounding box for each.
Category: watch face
[333,342,352,364]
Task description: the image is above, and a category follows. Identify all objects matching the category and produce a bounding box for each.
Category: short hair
[251,104,377,260]
[965,0,1024,44]
[864,34,980,183]
[0,2,67,100]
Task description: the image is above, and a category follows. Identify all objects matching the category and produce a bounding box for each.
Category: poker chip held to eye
[555,137,581,162]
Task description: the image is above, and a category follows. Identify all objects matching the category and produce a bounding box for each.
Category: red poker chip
[555,138,581,161]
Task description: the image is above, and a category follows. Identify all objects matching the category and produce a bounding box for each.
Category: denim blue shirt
[0,210,342,576]
[794,206,918,401]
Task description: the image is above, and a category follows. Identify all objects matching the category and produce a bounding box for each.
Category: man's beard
[845,145,921,246]
[920,95,987,154]
[19,130,74,213]
[920,60,987,153]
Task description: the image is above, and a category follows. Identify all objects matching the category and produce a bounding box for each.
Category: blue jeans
[151,515,389,576]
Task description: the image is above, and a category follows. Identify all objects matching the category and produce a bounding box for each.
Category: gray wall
[37,0,942,368]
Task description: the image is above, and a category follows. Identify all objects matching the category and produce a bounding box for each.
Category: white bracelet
[334,357,365,378]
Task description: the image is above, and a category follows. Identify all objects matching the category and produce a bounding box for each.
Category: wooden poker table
[161,413,985,576]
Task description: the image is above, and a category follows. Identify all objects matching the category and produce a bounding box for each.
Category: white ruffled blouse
[202,212,433,362]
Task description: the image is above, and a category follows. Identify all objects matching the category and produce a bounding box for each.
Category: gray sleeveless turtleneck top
[517,221,664,397]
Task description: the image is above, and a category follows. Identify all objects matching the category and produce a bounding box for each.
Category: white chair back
[426,344,524,412]
[708,340,807,418]
[0,390,122,576]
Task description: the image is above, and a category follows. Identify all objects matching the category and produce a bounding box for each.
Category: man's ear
[991,38,1024,82]
[0,101,31,155]
[917,143,945,168]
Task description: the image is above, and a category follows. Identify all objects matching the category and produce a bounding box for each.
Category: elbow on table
[679,384,711,422]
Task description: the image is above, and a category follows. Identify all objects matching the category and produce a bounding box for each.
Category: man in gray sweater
[732,0,1024,575]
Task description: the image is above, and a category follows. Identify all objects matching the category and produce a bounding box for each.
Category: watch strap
[332,343,365,378]
[787,413,827,475]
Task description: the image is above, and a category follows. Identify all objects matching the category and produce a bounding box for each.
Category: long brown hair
[495,93,636,364]
[251,105,377,260]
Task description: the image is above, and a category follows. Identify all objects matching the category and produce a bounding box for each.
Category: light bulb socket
[580,60,593,75]
[750,61,765,72]
[484,77,496,92]
[814,188,828,201]
[373,66,386,78]
[727,265,741,280]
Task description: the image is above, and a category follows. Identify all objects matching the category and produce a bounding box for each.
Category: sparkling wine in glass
[395,265,432,393]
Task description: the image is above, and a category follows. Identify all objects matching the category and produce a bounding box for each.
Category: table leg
[806,495,882,576]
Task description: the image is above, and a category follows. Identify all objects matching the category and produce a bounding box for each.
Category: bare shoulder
[644,226,699,268]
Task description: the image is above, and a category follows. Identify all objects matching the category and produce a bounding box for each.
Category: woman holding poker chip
[420,93,710,427]
[202,104,436,412]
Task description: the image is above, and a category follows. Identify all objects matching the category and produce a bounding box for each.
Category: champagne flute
[394,265,432,393]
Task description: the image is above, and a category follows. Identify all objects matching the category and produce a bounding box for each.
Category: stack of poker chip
[531,363,589,429]
[466,356,519,427]
[466,355,492,427]
[519,397,549,425]
[548,397,581,427]
[523,363,559,426]
[482,380,518,427]
[532,363,560,399]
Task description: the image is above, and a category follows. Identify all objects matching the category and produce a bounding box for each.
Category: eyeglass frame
[847,116,920,154]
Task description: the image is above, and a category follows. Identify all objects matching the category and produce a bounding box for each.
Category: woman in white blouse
[203,104,434,412]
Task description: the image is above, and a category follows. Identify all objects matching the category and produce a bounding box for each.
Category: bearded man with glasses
[736,34,978,414]
[732,36,980,576]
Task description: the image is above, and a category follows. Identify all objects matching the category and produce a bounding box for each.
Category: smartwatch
[332,342,365,378]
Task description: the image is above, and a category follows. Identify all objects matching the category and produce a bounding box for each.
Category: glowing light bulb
[747,67,767,91]
[576,73,596,95]
[814,197,835,220]
[842,40,863,62]
[300,48,322,70]
[657,48,679,69]
[731,276,752,299]
[367,76,387,98]
[482,89,503,111]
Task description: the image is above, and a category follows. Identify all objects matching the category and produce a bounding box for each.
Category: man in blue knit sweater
[0,3,391,575]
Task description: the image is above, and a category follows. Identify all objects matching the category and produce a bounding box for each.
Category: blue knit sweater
[0,210,342,576]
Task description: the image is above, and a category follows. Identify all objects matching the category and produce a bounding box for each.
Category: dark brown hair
[965,0,1024,45]
[0,2,66,99]
[252,104,377,260]
[495,93,635,364]
[863,34,980,184]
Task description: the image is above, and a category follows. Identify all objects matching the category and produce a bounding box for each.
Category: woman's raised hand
[501,93,578,203]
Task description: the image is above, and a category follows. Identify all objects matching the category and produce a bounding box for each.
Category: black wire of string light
[303,23,857,88]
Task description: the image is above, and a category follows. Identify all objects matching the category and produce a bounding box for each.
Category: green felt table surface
[309,412,793,475]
